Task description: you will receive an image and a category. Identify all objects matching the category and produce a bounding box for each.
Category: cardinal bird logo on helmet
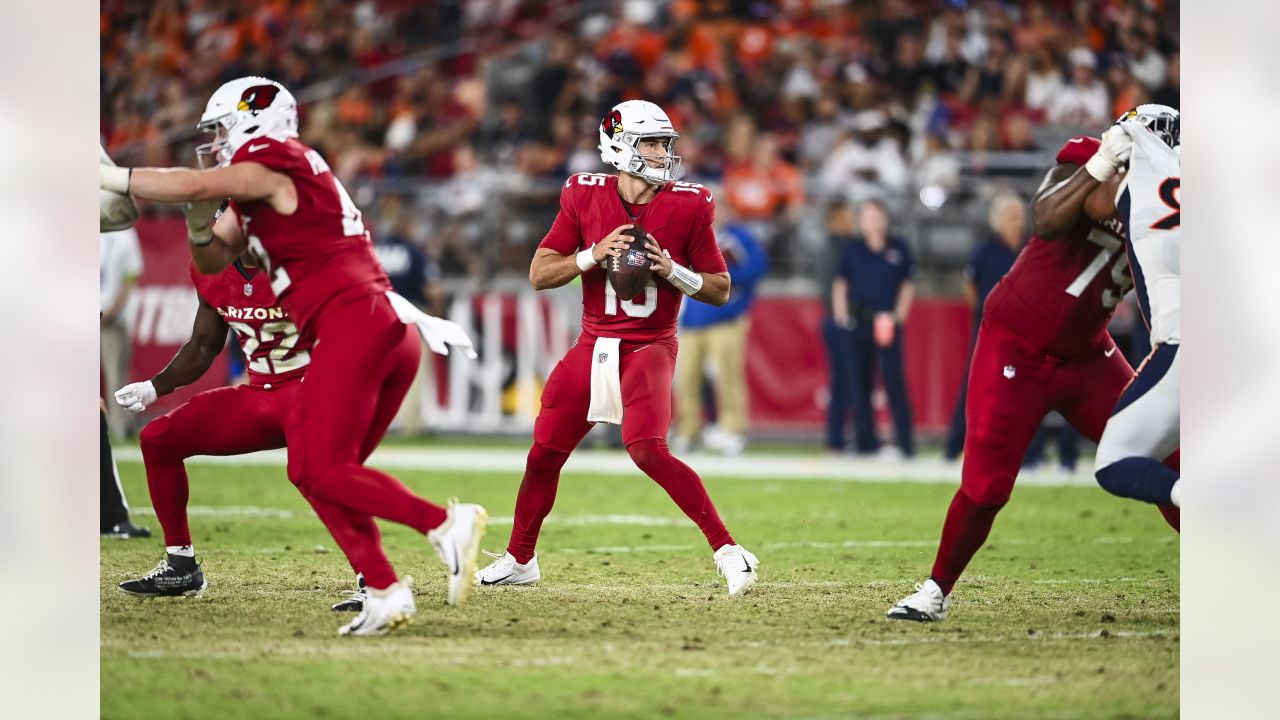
[238,85,280,114]
[602,109,623,139]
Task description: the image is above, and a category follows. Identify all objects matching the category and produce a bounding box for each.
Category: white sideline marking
[130,505,295,519]
[112,446,1099,487]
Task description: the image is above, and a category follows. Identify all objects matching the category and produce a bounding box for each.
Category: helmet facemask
[623,132,683,184]
[195,114,235,169]
[1120,104,1180,149]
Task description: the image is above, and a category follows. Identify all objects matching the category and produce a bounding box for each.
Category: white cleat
[886,578,951,622]
[428,500,489,606]
[338,577,416,637]
[475,550,541,586]
[714,544,759,597]
[1170,479,1182,508]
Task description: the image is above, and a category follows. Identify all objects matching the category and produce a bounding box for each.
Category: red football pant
[931,324,1178,594]
[506,335,734,564]
[139,380,395,587]
[287,296,448,577]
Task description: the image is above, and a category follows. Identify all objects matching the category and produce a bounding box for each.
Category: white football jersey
[1116,120,1180,345]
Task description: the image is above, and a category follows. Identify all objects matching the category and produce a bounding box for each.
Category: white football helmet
[597,100,682,184]
[1118,103,1179,149]
[195,76,299,168]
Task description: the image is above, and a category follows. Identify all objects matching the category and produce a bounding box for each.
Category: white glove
[114,381,157,414]
[183,198,223,245]
[1084,125,1134,182]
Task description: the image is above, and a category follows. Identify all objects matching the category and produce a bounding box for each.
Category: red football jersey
[982,136,1133,359]
[227,138,390,334]
[190,262,312,386]
[539,172,728,343]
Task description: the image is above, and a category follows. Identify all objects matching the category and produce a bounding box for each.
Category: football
[100,144,139,232]
[606,224,652,301]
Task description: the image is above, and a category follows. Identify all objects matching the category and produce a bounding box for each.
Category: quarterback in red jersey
[101,77,487,636]
[474,100,760,595]
[114,257,364,608]
[887,124,1180,622]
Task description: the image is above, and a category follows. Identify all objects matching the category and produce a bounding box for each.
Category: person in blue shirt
[675,215,769,455]
[943,191,1079,469]
[831,199,917,457]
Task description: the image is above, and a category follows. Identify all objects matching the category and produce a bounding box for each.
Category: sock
[507,443,571,564]
[1096,457,1179,506]
[628,438,734,551]
[929,490,1004,595]
[138,416,193,547]
[304,493,398,590]
[166,545,195,558]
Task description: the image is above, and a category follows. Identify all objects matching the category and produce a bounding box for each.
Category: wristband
[576,248,597,273]
[101,164,131,194]
[1083,153,1118,183]
[188,225,214,247]
[665,261,704,296]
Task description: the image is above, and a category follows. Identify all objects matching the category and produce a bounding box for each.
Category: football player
[886,110,1180,622]
[113,252,367,612]
[101,77,487,636]
[474,100,760,595]
[1092,108,1181,507]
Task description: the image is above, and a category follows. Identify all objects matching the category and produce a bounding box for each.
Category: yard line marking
[111,446,1099,487]
[129,505,295,519]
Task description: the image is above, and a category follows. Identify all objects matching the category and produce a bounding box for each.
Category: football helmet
[597,100,682,184]
[1118,104,1179,149]
[195,76,299,168]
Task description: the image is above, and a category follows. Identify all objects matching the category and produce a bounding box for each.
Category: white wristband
[665,261,704,296]
[101,164,131,194]
[1083,153,1118,183]
[576,248,597,273]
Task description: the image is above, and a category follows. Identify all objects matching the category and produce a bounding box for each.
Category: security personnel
[831,199,917,457]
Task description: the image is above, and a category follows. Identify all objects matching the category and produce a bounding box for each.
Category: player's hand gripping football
[114,381,157,414]
[644,236,673,278]
[592,224,634,264]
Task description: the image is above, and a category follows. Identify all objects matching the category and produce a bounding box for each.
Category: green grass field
[101,455,1178,719]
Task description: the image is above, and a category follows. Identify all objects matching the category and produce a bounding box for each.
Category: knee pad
[526,442,571,475]
[626,438,668,474]
[137,416,172,460]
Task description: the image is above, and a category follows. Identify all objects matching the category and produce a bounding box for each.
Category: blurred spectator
[100,402,150,539]
[1048,47,1109,128]
[830,200,916,458]
[817,110,909,204]
[1149,52,1179,109]
[822,201,858,453]
[101,227,143,439]
[675,213,769,456]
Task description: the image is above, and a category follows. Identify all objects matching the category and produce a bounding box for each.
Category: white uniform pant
[1094,343,1180,471]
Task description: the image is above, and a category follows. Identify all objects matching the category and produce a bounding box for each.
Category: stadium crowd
[103,0,1179,249]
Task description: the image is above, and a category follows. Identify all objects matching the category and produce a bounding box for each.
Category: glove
[183,198,223,246]
[114,381,157,414]
[1084,125,1134,182]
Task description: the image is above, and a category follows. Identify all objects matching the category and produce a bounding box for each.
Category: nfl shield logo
[244,283,254,297]
[598,352,608,364]
[626,249,646,267]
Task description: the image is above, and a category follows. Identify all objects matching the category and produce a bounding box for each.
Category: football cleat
[338,577,415,637]
[475,550,540,586]
[713,544,759,597]
[118,554,206,598]
[427,500,489,606]
[332,573,366,612]
[101,521,152,539]
[887,578,951,622]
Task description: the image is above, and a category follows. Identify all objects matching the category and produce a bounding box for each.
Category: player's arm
[644,235,731,306]
[189,206,248,275]
[1084,172,1125,222]
[151,297,230,396]
[529,224,632,291]
[113,296,229,414]
[1032,127,1132,239]
[103,162,296,212]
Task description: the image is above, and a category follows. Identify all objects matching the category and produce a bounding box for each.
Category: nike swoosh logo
[481,573,515,586]
[1105,347,1118,357]
[705,194,713,202]
[248,143,270,153]
[629,345,651,354]
[741,558,752,573]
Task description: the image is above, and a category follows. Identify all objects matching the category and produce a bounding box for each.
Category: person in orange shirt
[723,132,804,222]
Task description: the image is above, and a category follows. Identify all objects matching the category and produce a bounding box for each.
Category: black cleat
[332,574,367,612]
[101,521,152,539]
[118,554,206,598]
